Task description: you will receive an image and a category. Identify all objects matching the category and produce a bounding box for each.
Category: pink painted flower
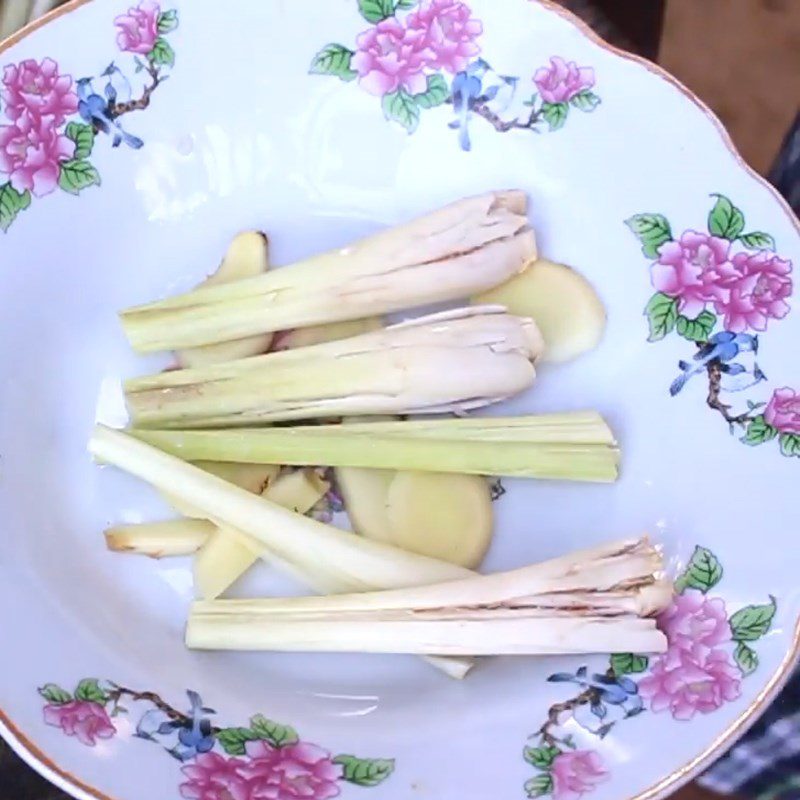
[238,740,342,799]
[179,742,342,800]
[406,0,482,74]
[650,230,733,317]
[657,590,732,653]
[533,56,595,104]
[351,17,434,96]
[639,645,742,720]
[43,701,116,747]
[550,750,608,800]
[712,250,792,332]
[1,58,78,126]
[180,752,252,800]
[0,115,75,197]
[765,387,800,434]
[115,1,160,55]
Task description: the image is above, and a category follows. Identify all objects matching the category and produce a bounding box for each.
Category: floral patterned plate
[0,2,797,799]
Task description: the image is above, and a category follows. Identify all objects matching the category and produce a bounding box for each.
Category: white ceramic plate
[1,1,798,799]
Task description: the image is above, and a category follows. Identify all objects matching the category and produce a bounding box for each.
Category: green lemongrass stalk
[105,519,214,558]
[120,191,535,352]
[132,413,619,482]
[124,307,544,429]
[89,425,476,677]
[186,539,670,655]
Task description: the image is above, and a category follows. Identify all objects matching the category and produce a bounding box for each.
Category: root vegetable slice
[385,472,493,568]
[177,232,272,367]
[474,258,606,363]
[273,317,383,350]
[335,467,394,543]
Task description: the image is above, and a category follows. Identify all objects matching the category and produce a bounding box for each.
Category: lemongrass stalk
[105,519,214,558]
[89,426,471,595]
[194,469,330,599]
[187,538,670,654]
[124,307,543,428]
[192,538,665,617]
[132,415,619,482]
[187,615,666,655]
[120,191,536,352]
[90,426,475,677]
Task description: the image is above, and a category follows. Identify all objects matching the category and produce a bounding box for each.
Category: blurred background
[0,1,798,799]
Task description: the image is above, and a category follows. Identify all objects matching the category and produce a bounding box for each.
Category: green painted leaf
[730,597,776,641]
[644,292,678,342]
[65,122,95,160]
[38,683,72,705]
[334,755,395,787]
[382,89,420,133]
[525,774,554,798]
[625,213,673,258]
[570,90,601,112]
[358,0,395,22]
[779,432,800,457]
[541,101,568,131]
[309,44,357,81]
[395,0,418,7]
[734,642,759,676]
[0,182,32,233]
[157,9,179,33]
[74,679,109,704]
[217,727,258,756]
[249,714,298,747]
[674,545,723,594]
[708,194,745,239]
[149,37,175,67]
[676,310,717,343]
[523,745,560,769]
[414,73,449,109]
[58,160,101,195]
[610,653,649,675]
[742,415,779,446]
[739,231,775,251]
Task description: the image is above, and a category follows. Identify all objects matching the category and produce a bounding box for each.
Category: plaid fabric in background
[698,668,800,799]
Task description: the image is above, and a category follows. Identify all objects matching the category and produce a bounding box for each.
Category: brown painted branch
[471,101,542,132]
[107,685,223,735]
[706,361,752,428]
[107,685,188,723]
[108,63,163,119]
[538,688,597,746]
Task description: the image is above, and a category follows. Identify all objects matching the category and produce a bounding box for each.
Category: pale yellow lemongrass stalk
[194,468,330,600]
[124,307,544,428]
[120,190,536,351]
[186,538,671,654]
